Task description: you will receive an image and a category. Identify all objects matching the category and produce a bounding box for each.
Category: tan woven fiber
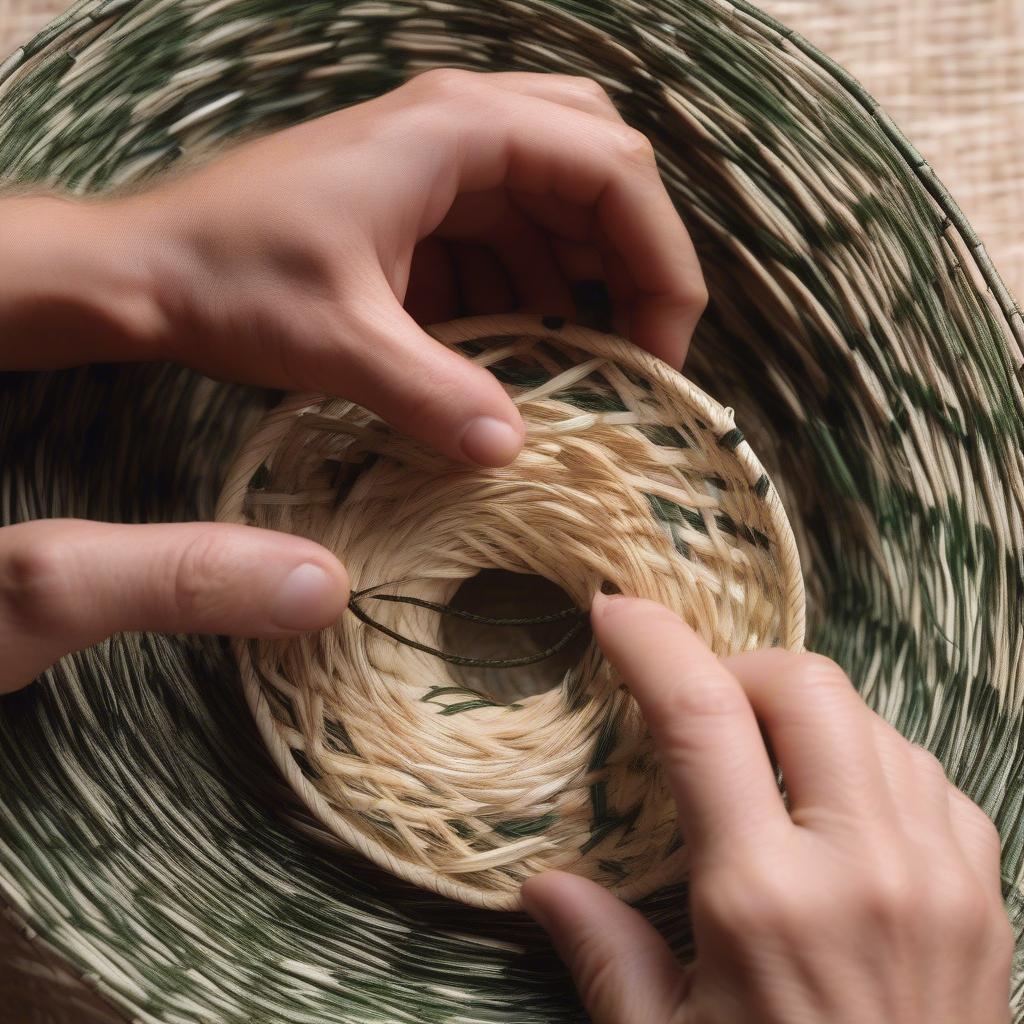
[9,0,1020,298]
[215,314,806,910]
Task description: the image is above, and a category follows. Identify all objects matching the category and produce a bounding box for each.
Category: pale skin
[0,70,1012,1021]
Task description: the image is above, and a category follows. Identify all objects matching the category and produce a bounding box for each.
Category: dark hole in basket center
[441,569,590,704]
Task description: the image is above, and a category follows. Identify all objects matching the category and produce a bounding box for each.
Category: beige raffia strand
[215,314,806,910]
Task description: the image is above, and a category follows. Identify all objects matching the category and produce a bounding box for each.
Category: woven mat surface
[1,0,1022,301]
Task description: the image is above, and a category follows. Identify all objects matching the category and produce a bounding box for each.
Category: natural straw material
[2,0,1024,1021]
[215,314,805,910]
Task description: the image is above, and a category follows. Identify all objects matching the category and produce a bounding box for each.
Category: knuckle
[697,865,800,942]
[563,928,621,1007]
[945,785,1003,861]
[788,652,853,697]
[681,277,710,315]
[2,532,73,633]
[972,807,1004,855]
[171,531,239,621]
[570,75,613,103]
[990,909,1016,969]
[410,66,477,102]
[952,788,1002,851]
[612,125,657,166]
[941,879,991,941]
[664,278,711,324]
[856,859,920,928]
[662,672,747,723]
[910,744,947,782]
[395,352,470,420]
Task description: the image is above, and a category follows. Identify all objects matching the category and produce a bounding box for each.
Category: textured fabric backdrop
[1,0,1022,301]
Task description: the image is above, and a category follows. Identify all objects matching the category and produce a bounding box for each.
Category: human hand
[2,70,706,468]
[0,519,348,694]
[522,595,1012,1024]
[0,71,705,689]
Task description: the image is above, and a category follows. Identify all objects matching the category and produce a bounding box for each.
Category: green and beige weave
[1,1,1023,1022]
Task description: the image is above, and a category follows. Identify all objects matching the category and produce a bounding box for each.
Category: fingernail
[520,883,550,929]
[460,416,522,467]
[272,562,340,632]
[591,590,627,621]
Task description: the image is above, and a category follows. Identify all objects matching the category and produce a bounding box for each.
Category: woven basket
[214,313,805,910]
[1,1,1023,1022]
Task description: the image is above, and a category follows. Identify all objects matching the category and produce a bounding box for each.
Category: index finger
[591,593,789,859]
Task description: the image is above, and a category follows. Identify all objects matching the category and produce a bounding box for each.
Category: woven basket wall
[1,1,1023,1022]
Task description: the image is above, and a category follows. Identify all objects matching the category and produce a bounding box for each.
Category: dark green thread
[348,588,589,670]
[718,427,745,449]
[493,813,558,839]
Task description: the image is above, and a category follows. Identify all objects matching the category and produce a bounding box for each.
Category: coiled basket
[214,314,806,911]
[1,1,1023,1022]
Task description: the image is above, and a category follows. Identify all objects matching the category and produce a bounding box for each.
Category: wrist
[0,193,170,369]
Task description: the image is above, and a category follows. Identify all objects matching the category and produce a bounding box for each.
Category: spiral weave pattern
[215,316,805,908]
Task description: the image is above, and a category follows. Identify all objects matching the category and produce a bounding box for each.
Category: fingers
[434,189,575,317]
[476,72,627,124]
[344,274,525,466]
[521,871,686,1024]
[498,96,704,365]
[871,717,1004,892]
[946,786,1005,895]
[870,717,953,835]
[509,98,704,365]
[591,594,789,859]
[0,519,349,693]
[721,648,894,827]
[726,648,1005,892]
[415,70,706,365]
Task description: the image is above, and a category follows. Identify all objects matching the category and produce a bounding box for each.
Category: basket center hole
[441,569,589,704]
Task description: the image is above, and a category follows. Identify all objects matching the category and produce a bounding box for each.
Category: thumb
[0,518,349,693]
[337,280,524,467]
[521,871,687,1024]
